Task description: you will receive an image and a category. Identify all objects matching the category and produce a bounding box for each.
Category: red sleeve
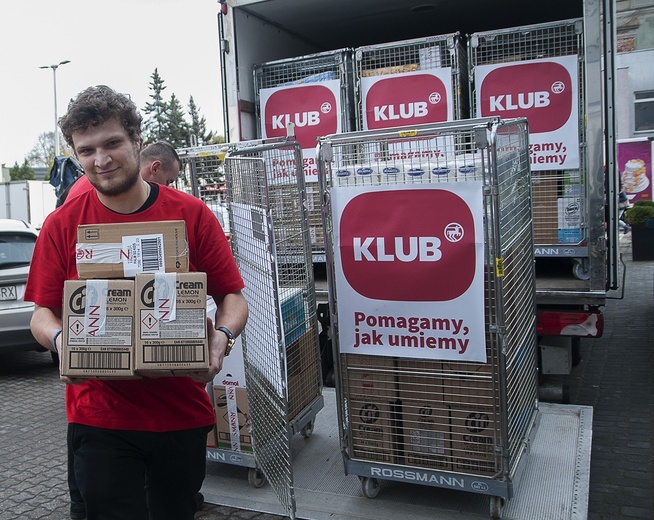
[25,213,77,309]
[63,175,93,204]
[192,201,245,298]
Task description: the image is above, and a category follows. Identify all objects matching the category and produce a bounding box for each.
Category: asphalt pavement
[0,233,651,520]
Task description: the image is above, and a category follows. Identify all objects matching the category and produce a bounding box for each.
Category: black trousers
[69,423,211,520]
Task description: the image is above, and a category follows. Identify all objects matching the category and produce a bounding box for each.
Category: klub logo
[479,61,573,133]
[339,189,475,301]
[263,85,338,149]
[365,73,449,130]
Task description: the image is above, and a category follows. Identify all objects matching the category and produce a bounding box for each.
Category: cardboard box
[135,272,209,374]
[206,426,218,448]
[280,287,307,346]
[61,279,136,378]
[349,397,399,464]
[531,171,559,245]
[287,326,321,420]
[442,361,499,476]
[397,359,451,471]
[76,221,189,279]
[213,385,253,453]
[213,336,246,388]
[344,354,398,401]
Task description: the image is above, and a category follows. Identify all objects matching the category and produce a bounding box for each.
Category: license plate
[0,285,17,301]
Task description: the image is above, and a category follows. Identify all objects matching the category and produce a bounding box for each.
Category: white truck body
[217,0,620,374]
[0,180,57,229]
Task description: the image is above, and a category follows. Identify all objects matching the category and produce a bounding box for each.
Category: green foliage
[188,96,215,146]
[9,160,36,180]
[624,200,654,225]
[166,94,191,148]
[142,69,218,149]
[142,69,169,144]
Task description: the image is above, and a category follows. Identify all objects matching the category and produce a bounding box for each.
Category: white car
[0,219,43,356]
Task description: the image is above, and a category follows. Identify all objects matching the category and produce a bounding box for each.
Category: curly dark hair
[59,85,143,149]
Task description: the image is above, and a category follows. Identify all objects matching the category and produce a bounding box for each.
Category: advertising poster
[361,69,455,158]
[259,79,342,183]
[361,68,454,130]
[475,55,580,170]
[331,183,486,363]
[618,139,652,203]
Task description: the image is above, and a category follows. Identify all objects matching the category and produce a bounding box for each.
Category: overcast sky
[0,0,224,167]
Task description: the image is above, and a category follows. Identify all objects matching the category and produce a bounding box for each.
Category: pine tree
[188,96,215,146]
[166,94,191,148]
[142,69,169,144]
[9,160,36,180]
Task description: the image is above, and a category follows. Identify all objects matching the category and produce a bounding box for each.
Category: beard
[90,159,141,197]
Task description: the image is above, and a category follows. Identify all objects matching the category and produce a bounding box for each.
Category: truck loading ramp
[202,388,592,520]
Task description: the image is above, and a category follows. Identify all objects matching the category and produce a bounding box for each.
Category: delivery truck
[0,180,57,229]
[214,0,620,387]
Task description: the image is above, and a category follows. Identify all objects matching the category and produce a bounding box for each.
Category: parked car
[0,219,46,357]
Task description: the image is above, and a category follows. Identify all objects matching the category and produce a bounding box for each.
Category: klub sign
[331,183,486,362]
[475,55,580,170]
[259,80,342,183]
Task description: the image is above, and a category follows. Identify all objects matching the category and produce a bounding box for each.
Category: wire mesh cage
[355,33,469,130]
[254,49,356,261]
[224,139,324,519]
[176,144,231,235]
[317,118,538,507]
[469,19,586,253]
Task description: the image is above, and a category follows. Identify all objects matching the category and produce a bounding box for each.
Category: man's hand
[187,317,228,383]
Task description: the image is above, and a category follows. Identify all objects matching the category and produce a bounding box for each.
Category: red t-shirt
[64,175,93,203]
[25,185,244,432]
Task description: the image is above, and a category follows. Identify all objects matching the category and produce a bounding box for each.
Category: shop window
[635,90,654,132]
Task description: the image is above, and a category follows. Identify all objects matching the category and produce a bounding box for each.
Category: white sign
[475,55,580,170]
[331,183,486,362]
[259,79,343,182]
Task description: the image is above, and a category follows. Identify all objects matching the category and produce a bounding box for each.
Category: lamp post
[39,60,71,157]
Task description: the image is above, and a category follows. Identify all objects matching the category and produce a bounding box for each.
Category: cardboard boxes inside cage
[343,354,501,476]
[210,327,321,454]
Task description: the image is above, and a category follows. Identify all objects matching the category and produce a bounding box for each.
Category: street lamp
[39,60,71,157]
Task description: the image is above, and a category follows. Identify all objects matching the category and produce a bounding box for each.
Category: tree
[188,96,215,146]
[142,69,169,144]
[166,94,191,148]
[9,160,36,180]
[26,132,69,168]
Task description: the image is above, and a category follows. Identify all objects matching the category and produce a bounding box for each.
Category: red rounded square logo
[365,74,449,130]
[479,61,573,133]
[339,189,476,301]
[263,85,339,149]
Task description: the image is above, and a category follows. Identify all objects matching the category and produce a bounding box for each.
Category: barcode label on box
[142,344,206,363]
[69,351,131,370]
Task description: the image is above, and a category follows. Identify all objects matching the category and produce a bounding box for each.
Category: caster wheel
[301,420,314,438]
[490,496,505,519]
[572,260,590,281]
[247,468,266,488]
[361,477,380,498]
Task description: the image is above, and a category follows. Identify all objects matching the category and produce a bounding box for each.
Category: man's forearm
[31,305,63,352]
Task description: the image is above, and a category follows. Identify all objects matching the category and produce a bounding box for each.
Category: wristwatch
[216,326,235,357]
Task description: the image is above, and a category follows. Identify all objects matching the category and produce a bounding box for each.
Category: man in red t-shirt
[25,85,248,520]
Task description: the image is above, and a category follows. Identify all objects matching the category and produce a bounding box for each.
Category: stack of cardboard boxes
[344,355,500,477]
[61,221,210,378]
[531,170,584,246]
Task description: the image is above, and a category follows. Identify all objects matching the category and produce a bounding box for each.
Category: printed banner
[361,68,455,130]
[618,139,652,203]
[259,79,342,182]
[331,183,486,362]
[475,55,580,170]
